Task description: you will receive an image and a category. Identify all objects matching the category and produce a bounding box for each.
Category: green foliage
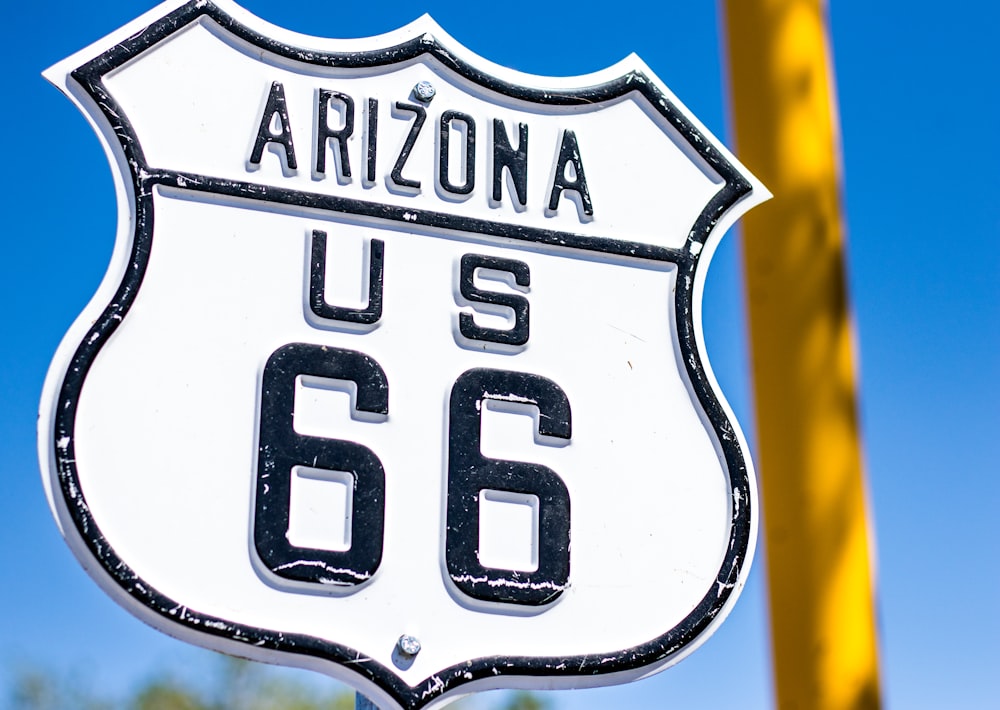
[132,682,207,710]
[7,654,548,710]
[9,656,348,710]
[9,667,114,710]
[495,690,550,710]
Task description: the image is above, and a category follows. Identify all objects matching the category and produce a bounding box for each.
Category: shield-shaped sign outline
[41,1,761,707]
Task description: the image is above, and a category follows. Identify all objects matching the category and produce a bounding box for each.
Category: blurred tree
[495,690,549,710]
[9,666,114,710]
[10,656,357,710]
[7,654,548,710]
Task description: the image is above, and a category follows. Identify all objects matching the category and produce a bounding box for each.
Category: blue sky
[2,1,997,708]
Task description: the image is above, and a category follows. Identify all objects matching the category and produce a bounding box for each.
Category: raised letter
[439,111,476,195]
[547,129,592,216]
[315,89,354,179]
[492,120,528,207]
[309,230,383,325]
[250,81,297,171]
[390,102,426,190]
[365,98,378,185]
[458,253,530,346]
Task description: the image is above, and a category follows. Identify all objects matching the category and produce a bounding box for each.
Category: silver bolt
[397,634,421,656]
[413,81,436,103]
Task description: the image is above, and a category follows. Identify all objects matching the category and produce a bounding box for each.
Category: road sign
[40,1,767,707]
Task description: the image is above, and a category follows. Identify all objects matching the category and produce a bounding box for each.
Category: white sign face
[40,1,767,708]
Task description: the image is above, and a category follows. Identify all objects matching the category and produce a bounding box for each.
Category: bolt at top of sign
[412,81,436,103]
[39,1,768,708]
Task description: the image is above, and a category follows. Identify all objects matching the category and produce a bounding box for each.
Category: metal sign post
[40,2,768,707]
[722,1,881,707]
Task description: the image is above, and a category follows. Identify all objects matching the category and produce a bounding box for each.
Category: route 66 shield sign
[40,1,768,707]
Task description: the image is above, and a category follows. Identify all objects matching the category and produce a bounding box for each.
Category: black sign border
[51,2,755,707]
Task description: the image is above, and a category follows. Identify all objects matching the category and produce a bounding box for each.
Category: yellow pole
[720,1,881,708]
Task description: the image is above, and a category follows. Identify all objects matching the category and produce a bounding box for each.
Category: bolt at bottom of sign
[397,634,421,656]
